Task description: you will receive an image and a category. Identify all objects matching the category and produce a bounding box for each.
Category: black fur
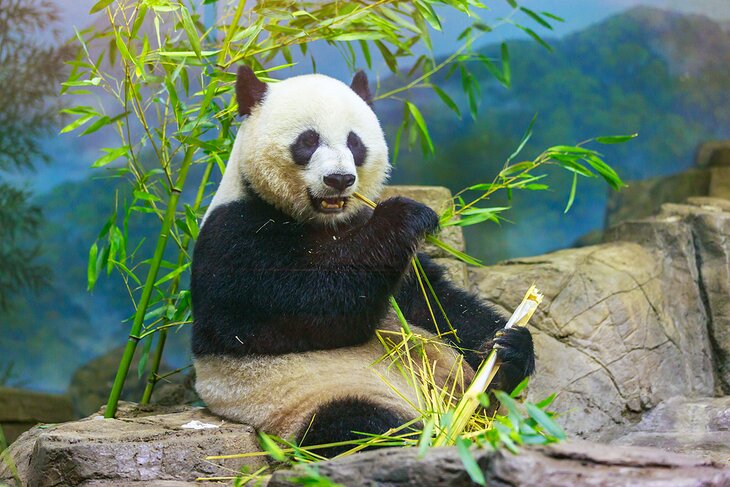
[299,397,408,457]
[350,70,372,106]
[236,65,268,116]
[192,193,439,356]
[290,129,320,166]
[347,131,367,167]
[192,192,534,398]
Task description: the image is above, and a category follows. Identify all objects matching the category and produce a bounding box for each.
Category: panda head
[219,66,390,225]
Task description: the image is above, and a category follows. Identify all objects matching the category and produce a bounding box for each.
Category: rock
[80,482,211,486]
[611,396,730,465]
[696,140,730,168]
[607,197,730,392]
[605,165,730,228]
[269,440,730,487]
[0,387,73,443]
[150,370,200,408]
[469,240,715,439]
[605,169,711,228]
[0,402,265,486]
[709,167,730,200]
[381,185,465,258]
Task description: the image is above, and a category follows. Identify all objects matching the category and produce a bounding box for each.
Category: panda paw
[374,196,439,239]
[481,326,535,381]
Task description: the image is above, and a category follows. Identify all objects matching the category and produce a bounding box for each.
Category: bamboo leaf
[392,122,404,165]
[87,242,99,291]
[359,40,372,69]
[501,42,511,87]
[446,207,510,227]
[585,155,625,190]
[541,12,565,22]
[427,236,482,266]
[564,173,577,213]
[92,146,129,168]
[59,113,94,134]
[520,7,553,30]
[415,0,442,31]
[550,145,595,154]
[431,85,461,117]
[456,437,485,486]
[495,391,522,428]
[526,403,565,439]
[79,115,111,136]
[516,24,553,52]
[535,393,557,409]
[510,377,530,397]
[180,7,201,58]
[133,190,161,202]
[406,101,434,154]
[374,41,397,72]
[499,160,533,177]
[595,133,638,144]
[476,54,506,88]
[551,155,594,177]
[330,30,387,41]
[185,204,200,240]
[506,114,536,164]
[89,0,114,14]
[259,433,287,462]
[417,417,435,458]
[154,262,191,287]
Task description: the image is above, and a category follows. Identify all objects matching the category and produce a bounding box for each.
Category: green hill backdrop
[2,7,729,393]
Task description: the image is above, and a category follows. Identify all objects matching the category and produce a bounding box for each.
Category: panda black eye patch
[347,131,367,167]
[290,129,320,166]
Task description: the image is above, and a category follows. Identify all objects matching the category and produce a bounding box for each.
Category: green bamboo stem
[104,148,194,418]
[139,160,215,404]
[136,1,241,404]
[140,330,167,404]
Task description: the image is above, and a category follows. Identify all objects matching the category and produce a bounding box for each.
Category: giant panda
[191,66,535,456]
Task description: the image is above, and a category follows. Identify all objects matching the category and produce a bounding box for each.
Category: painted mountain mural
[3,7,729,393]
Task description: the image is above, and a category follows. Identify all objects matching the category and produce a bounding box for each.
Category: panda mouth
[310,195,349,214]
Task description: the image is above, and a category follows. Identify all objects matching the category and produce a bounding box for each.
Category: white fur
[195,317,475,440]
[202,73,390,226]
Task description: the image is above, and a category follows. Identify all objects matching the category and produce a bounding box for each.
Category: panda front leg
[395,253,535,394]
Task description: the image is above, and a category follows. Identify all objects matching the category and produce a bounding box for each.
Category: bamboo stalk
[111,5,241,412]
[104,149,194,418]
[140,159,216,404]
[433,285,543,446]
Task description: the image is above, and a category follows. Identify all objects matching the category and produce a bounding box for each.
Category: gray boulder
[469,194,730,450]
[611,396,730,465]
[270,440,729,487]
[0,403,265,487]
[607,197,730,392]
[470,241,714,439]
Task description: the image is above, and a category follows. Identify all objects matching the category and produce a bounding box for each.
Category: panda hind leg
[299,397,408,458]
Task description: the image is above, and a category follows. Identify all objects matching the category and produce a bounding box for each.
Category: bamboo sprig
[433,284,543,446]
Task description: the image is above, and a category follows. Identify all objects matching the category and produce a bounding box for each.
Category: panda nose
[323,173,356,191]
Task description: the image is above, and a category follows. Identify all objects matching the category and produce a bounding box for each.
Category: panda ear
[350,70,372,107]
[236,65,268,116]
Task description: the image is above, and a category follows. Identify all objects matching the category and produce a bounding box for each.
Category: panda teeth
[320,199,344,209]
